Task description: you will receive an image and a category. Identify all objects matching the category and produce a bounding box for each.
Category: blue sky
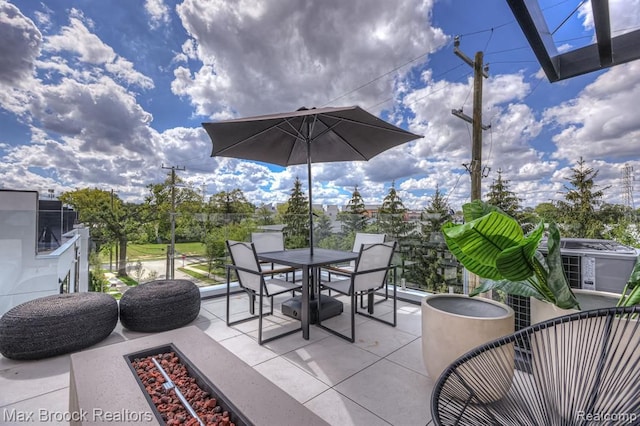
[1,0,639,210]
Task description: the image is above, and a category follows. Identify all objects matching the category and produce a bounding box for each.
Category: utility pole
[162,164,185,280]
[451,36,490,201]
[452,36,490,296]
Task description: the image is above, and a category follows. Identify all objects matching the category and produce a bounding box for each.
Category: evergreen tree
[314,209,333,245]
[421,184,452,235]
[338,185,368,234]
[407,185,456,292]
[485,169,521,217]
[283,177,309,248]
[378,182,409,240]
[557,157,610,238]
[208,188,255,223]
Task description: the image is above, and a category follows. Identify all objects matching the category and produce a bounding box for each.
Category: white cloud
[579,0,640,36]
[544,61,640,162]
[45,12,114,63]
[0,1,42,88]
[173,0,448,118]
[145,0,171,29]
[43,12,154,89]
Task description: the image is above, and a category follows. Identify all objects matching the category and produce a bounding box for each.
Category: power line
[322,51,431,107]
[374,67,472,110]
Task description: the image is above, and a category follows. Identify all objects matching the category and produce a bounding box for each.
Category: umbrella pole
[306,136,314,256]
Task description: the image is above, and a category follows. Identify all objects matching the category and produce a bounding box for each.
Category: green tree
[338,185,368,234]
[421,184,452,235]
[60,188,144,277]
[255,205,275,226]
[485,169,521,217]
[378,182,410,240]
[534,202,561,223]
[144,175,204,243]
[282,177,309,248]
[408,185,456,292]
[208,188,255,224]
[314,209,333,245]
[557,157,610,238]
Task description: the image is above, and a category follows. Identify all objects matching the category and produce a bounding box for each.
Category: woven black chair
[431,306,640,425]
[0,292,118,360]
[119,279,200,332]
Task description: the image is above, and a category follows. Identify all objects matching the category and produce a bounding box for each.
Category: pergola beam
[506,0,640,82]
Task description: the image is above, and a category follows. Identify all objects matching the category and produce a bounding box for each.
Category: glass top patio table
[257,248,358,340]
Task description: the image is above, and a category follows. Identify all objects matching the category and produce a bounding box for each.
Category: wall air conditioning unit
[538,238,638,294]
[507,238,638,334]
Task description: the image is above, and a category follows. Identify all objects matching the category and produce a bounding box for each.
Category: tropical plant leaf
[627,257,640,289]
[443,211,523,264]
[470,278,543,299]
[495,221,544,281]
[462,200,502,222]
[496,279,544,299]
[619,257,640,306]
[621,286,640,306]
[442,222,503,280]
[469,279,502,296]
[545,222,579,309]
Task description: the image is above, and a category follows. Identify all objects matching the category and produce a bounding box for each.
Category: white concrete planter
[421,294,515,383]
[530,289,620,324]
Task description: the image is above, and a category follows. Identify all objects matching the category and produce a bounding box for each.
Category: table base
[281,295,343,324]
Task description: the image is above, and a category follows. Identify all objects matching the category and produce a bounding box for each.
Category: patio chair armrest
[351,265,394,276]
[265,266,298,276]
[227,263,299,280]
[226,264,262,276]
[323,265,353,276]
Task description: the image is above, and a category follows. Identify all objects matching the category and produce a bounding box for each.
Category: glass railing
[92,211,464,296]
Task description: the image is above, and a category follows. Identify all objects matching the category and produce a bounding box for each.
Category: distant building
[363,204,382,218]
[0,189,89,316]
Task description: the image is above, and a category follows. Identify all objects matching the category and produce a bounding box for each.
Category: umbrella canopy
[202,105,422,253]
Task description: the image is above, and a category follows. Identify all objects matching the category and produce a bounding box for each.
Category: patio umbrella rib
[314,115,368,160]
[318,113,418,137]
[213,120,293,159]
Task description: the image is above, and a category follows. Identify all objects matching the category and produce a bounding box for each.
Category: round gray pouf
[119,279,200,332]
[0,292,118,360]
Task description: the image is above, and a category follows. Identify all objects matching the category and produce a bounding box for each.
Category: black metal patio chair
[431,306,640,425]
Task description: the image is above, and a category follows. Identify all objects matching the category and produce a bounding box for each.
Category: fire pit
[128,346,247,425]
[69,326,329,425]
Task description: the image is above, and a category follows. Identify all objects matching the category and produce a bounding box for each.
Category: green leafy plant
[618,257,640,307]
[441,200,580,310]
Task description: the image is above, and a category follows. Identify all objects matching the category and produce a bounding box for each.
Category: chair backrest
[226,240,262,293]
[348,233,386,269]
[251,232,285,253]
[353,241,396,293]
[352,232,386,253]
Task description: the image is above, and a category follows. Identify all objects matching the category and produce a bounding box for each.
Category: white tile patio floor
[0,292,434,425]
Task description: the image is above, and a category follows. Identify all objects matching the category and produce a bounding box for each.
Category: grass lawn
[100,242,206,262]
[178,267,225,285]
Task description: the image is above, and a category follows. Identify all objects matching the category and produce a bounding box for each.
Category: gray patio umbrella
[202,105,422,254]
